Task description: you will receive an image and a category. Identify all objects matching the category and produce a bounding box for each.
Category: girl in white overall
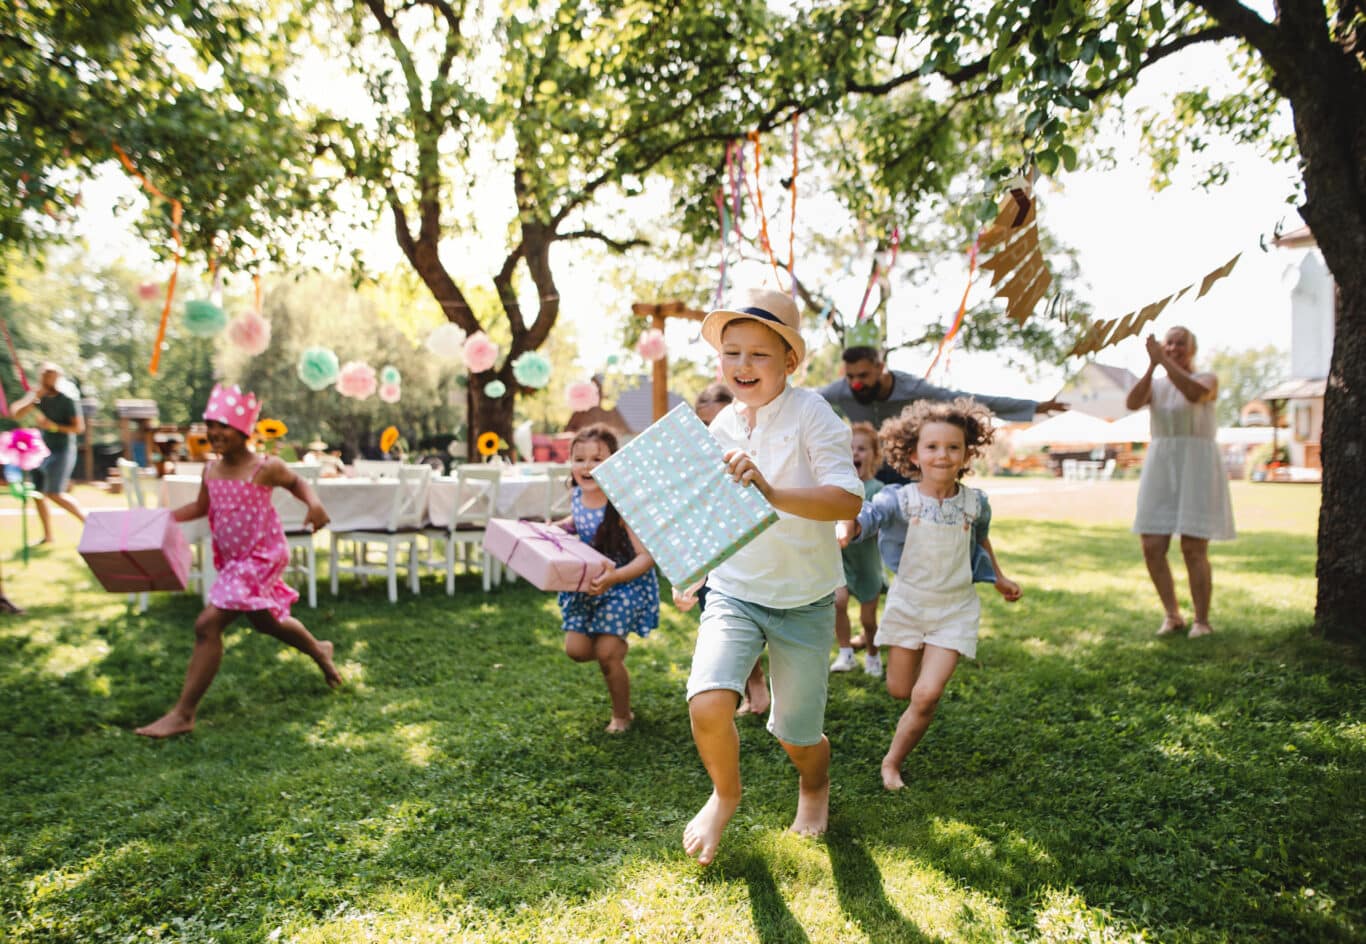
[838,398,1021,790]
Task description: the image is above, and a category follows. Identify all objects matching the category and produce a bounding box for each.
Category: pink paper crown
[203,382,262,437]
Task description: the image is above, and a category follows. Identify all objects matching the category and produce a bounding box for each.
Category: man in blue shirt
[12,362,87,543]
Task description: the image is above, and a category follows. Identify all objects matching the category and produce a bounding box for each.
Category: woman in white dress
[1127,326,1236,638]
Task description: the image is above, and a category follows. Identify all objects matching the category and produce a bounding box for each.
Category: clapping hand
[1144,334,1164,365]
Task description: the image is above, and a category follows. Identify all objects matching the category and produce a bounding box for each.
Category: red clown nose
[849,380,865,391]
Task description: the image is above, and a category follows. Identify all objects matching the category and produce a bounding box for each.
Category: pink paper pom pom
[636,329,667,362]
[565,380,600,413]
[137,281,160,301]
[379,382,402,404]
[336,361,378,399]
[226,310,271,356]
[463,332,499,373]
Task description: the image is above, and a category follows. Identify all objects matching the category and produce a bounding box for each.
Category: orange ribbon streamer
[925,238,978,379]
[112,143,182,376]
[746,132,784,285]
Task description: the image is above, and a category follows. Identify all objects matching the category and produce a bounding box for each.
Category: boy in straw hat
[679,286,863,865]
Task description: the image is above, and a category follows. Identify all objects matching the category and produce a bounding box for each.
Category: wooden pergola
[632,301,706,422]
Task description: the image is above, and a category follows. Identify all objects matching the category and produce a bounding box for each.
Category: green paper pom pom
[605,354,619,367]
[183,298,227,337]
[483,380,507,398]
[380,365,401,385]
[511,351,552,389]
[297,347,341,391]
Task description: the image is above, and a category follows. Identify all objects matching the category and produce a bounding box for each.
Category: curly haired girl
[837,398,1021,789]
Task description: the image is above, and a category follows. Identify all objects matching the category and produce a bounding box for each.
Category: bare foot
[1187,622,1214,638]
[315,640,342,688]
[790,776,830,837]
[743,675,770,716]
[1157,615,1186,636]
[135,712,195,738]
[881,761,906,791]
[605,712,634,733]
[683,791,739,866]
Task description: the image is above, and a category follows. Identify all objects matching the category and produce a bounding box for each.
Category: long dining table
[159,468,561,533]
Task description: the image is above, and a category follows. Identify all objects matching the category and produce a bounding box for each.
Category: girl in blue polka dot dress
[556,424,659,732]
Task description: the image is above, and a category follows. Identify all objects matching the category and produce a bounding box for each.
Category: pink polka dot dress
[206,457,298,620]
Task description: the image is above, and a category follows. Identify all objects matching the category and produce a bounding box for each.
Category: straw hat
[701,287,805,363]
[307,440,328,452]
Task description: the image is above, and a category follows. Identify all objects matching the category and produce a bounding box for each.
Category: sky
[67,35,1310,406]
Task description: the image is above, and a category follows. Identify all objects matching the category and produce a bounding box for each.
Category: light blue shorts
[686,589,836,747]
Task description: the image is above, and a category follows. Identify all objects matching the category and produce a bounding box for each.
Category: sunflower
[255,418,288,440]
[380,425,400,454]
[477,431,501,457]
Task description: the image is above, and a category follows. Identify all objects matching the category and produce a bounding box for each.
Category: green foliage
[1,484,1362,941]
[1209,345,1289,427]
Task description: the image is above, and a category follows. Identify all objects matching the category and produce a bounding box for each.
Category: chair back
[276,464,321,532]
[453,465,501,531]
[117,458,147,508]
[543,464,574,521]
[172,461,206,478]
[386,465,432,531]
[353,458,401,479]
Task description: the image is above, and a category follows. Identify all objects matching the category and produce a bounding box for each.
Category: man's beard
[850,382,879,404]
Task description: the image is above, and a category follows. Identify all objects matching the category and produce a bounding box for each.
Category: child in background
[673,382,772,717]
[683,287,863,865]
[555,424,659,733]
[136,383,339,738]
[838,398,1021,789]
[830,422,885,677]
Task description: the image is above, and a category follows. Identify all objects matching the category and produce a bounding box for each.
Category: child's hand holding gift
[587,561,617,596]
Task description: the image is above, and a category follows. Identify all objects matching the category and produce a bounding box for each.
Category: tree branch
[554,229,650,252]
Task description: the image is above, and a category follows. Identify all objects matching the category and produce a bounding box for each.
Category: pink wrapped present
[484,518,612,592]
[79,509,191,593]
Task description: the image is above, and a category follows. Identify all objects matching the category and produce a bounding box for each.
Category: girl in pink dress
[136,384,340,738]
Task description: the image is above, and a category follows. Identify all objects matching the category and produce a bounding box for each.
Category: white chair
[422,466,501,594]
[541,464,574,522]
[280,464,322,608]
[329,465,431,603]
[116,459,150,613]
[352,458,401,479]
[171,460,206,478]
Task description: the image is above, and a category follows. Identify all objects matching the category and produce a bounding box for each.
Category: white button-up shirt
[706,384,863,609]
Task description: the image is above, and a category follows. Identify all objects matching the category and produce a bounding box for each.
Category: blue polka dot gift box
[590,403,779,588]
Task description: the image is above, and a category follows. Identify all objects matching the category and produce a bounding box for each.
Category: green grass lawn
[1,482,1361,942]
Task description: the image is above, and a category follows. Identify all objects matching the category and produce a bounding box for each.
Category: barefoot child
[136,384,339,738]
[555,424,658,733]
[683,287,863,866]
[838,399,1021,789]
[830,422,885,677]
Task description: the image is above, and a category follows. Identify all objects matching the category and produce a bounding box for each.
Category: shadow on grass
[826,825,942,944]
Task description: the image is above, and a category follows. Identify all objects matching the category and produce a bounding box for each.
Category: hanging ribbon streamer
[732,139,745,245]
[1,311,29,392]
[925,238,980,378]
[853,226,901,323]
[788,113,800,296]
[745,131,785,284]
[253,272,263,312]
[112,143,182,376]
[713,187,728,309]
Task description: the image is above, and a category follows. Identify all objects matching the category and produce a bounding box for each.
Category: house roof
[1087,362,1141,391]
[1260,378,1326,401]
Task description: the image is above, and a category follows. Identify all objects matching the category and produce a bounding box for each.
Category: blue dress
[558,488,660,638]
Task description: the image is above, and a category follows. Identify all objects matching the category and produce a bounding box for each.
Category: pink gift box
[484,518,612,592]
[79,509,191,593]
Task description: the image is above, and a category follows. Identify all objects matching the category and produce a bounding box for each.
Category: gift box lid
[591,403,777,587]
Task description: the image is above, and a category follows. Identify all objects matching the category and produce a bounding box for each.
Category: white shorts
[876,595,979,659]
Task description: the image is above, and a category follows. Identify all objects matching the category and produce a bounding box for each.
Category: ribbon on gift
[507,521,605,592]
[111,508,158,585]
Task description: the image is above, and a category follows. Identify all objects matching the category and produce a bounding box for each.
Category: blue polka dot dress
[558,488,659,638]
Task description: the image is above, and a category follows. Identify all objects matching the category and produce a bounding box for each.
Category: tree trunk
[468,370,516,462]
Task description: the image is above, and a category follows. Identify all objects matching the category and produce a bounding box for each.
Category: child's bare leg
[834,587,854,649]
[882,644,958,790]
[781,735,831,837]
[685,688,743,865]
[33,495,54,544]
[741,659,770,715]
[860,600,880,663]
[245,611,341,687]
[593,634,632,732]
[48,491,86,524]
[136,606,234,737]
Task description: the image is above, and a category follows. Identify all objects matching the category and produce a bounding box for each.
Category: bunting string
[112,143,182,376]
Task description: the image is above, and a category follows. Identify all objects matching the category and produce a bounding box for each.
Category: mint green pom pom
[183,299,227,337]
[483,380,507,398]
[380,365,401,385]
[511,351,552,389]
[297,347,340,391]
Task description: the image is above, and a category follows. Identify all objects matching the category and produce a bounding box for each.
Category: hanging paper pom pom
[566,380,600,412]
[425,323,467,360]
[336,361,378,399]
[183,298,227,337]
[137,281,160,301]
[379,382,402,403]
[636,329,667,362]
[297,347,340,391]
[463,332,499,373]
[605,354,619,367]
[0,428,50,471]
[379,365,401,386]
[226,310,271,356]
[483,380,507,399]
[511,351,552,389]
